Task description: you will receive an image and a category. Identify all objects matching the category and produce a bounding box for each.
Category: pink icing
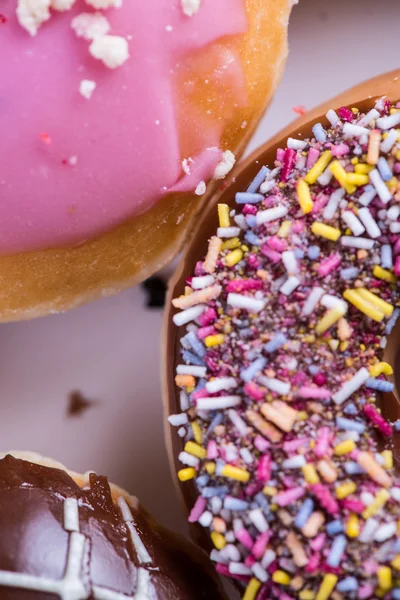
[0,0,248,253]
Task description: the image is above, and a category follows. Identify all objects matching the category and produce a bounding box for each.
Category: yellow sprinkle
[356,288,394,317]
[278,220,292,238]
[297,179,313,214]
[329,160,356,194]
[302,464,320,485]
[391,554,400,571]
[241,245,249,252]
[243,578,261,600]
[263,486,277,496]
[210,531,226,550]
[222,237,240,250]
[346,514,360,538]
[334,440,356,456]
[305,150,332,184]
[351,107,359,114]
[178,468,196,481]
[345,357,353,368]
[369,361,394,377]
[378,566,392,591]
[315,308,345,335]
[396,150,400,161]
[221,465,250,482]
[298,411,308,421]
[355,163,373,174]
[381,450,393,470]
[184,441,207,459]
[272,570,291,586]
[343,289,384,322]
[336,482,357,499]
[346,173,370,186]
[205,334,225,347]
[362,489,390,519]
[300,591,315,600]
[225,248,243,267]
[351,157,359,165]
[373,265,397,283]
[311,222,341,241]
[205,461,216,475]
[191,421,202,444]
[218,203,230,228]
[316,574,338,600]
[303,334,316,343]
[339,341,349,351]
[388,176,399,189]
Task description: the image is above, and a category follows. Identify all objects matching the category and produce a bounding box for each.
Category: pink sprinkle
[188,496,207,523]
[235,528,254,550]
[244,554,256,567]
[292,220,305,234]
[254,436,270,453]
[394,163,400,175]
[312,194,329,215]
[331,142,350,157]
[283,438,308,453]
[312,483,339,514]
[363,404,393,436]
[247,254,260,270]
[226,279,263,293]
[282,148,296,182]
[291,371,307,386]
[276,148,285,162]
[267,236,287,252]
[216,564,250,583]
[338,106,354,122]
[252,531,270,559]
[258,584,272,600]
[313,373,327,386]
[245,481,264,497]
[306,147,320,169]
[305,552,321,573]
[395,255,400,276]
[317,253,341,277]
[393,238,400,256]
[244,382,265,401]
[197,325,217,339]
[358,584,374,599]
[207,440,218,459]
[261,244,282,264]
[275,487,305,507]
[314,427,331,458]
[194,261,205,276]
[192,387,209,401]
[257,455,272,482]
[311,533,326,551]
[297,386,331,400]
[242,203,258,215]
[198,307,217,326]
[340,498,365,513]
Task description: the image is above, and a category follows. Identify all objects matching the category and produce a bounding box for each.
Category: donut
[0,451,228,599]
[165,71,400,599]
[0,0,294,321]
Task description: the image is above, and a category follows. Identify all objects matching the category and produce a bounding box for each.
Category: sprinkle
[369,168,392,203]
[191,275,215,290]
[367,130,381,165]
[365,378,395,393]
[176,365,206,377]
[375,522,397,542]
[256,205,288,226]
[175,374,195,388]
[240,357,267,382]
[173,285,222,309]
[381,128,399,153]
[302,464,320,484]
[286,531,308,567]
[330,160,355,194]
[227,293,266,313]
[168,413,189,426]
[358,108,380,126]
[357,207,381,238]
[246,411,282,442]
[342,211,365,236]
[356,288,394,316]
[247,166,270,193]
[333,367,369,404]
[235,192,264,205]
[217,227,241,238]
[343,289,384,321]
[259,376,291,396]
[264,333,287,352]
[377,112,400,129]
[218,204,230,228]
[315,308,345,335]
[225,249,243,267]
[312,123,327,143]
[203,237,222,273]
[205,334,225,347]
[295,498,314,528]
[242,578,261,600]
[326,109,340,126]
[280,275,301,295]
[178,468,196,481]
[179,451,199,467]
[287,137,307,150]
[213,151,236,180]
[377,566,392,590]
[184,441,207,459]
[196,396,242,411]
[340,236,374,249]
[346,514,360,538]
[272,570,291,585]
[358,186,377,206]
[311,222,341,241]
[302,286,324,315]
[343,122,370,138]
[282,455,306,469]
[221,465,250,483]
[261,401,298,432]
[211,531,226,550]
[373,265,396,283]
[327,535,347,567]
[378,156,393,181]
[305,151,332,184]
[315,574,338,600]
[337,577,358,593]
[357,452,392,488]
[334,439,356,455]
[205,377,237,393]
[336,417,365,433]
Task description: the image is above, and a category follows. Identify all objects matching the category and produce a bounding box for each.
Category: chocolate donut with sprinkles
[168,96,400,599]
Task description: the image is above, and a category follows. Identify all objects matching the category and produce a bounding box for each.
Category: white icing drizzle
[64,497,80,532]
[117,497,152,564]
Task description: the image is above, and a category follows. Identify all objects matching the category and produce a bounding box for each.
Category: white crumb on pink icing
[85,0,122,8]
[79,79,97,99]
[71,12,110,40]
[16,0,51,36]
[89,35,129,69]
[182,158,193,175]
[213,150,236,180]
[68,155,78,166]
[195,181,206,196]
[51,0,76,11]
[181,0,201,17]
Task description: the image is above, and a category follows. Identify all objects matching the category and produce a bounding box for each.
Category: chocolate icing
[0,456,227,599]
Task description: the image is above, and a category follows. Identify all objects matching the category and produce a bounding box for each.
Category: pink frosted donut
[0,0,293,320]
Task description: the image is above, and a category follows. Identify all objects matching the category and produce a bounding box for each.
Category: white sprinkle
[177,426,186,437]
[181,158,192,175]
[282,250,298,275]
[240,447,254,464]
[262,549,277,569]
[221,545,241,562]
[287,138,307,150]
[381,129,399,153]
[206,377,237,393]
[213,151,236,180]
[89,35,129,69]
[51,0,76,10]
[282,455,306,469]
[357,207,381,239]
[210,549,223,563]
[377,113,400,130]
[252,563,269,583]
[259,179,276,194]
[359,518,379,543]
[79,79,96,100]
[168,413,189,426]
[374,522,397,542]
[340,236,374,250]
[375,97,386,111]
[191,275,215,290]
[323,189,345,220]
[333,367,369,405]
[71,12,110,40]
[64,497,79,532]
[256,205,288,226]
[302,286,324,316]
[196,396,242,411]
[177,364,206,377]
[195,180,206,195]
[342,211,365,236]
[360,492,374,506]
[279,275,300,296]
[391,487,400,502]
[181,0,201,16]
[86,0,122,7]
[228,409,248,435]
[258,376,291,396]
[173,304,206,326]
[326,109,340,127]
[179,451,200,467]
[180,390,189,411]
[358,187,377,206]
[248,509,269,533]
[357,108,380,126]
[229,563,252,576]
[198,510,213,527]
[227,293,266,313]
[317,166,333,186]
[217,227,241,238]
[369,168,392,203]
[343,123,370,138]
[321,294,347,313]
[387,206,400,220]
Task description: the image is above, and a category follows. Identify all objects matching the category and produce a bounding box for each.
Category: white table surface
[2,0,399,597]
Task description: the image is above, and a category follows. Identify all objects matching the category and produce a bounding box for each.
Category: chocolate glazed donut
[0,454,228,599]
